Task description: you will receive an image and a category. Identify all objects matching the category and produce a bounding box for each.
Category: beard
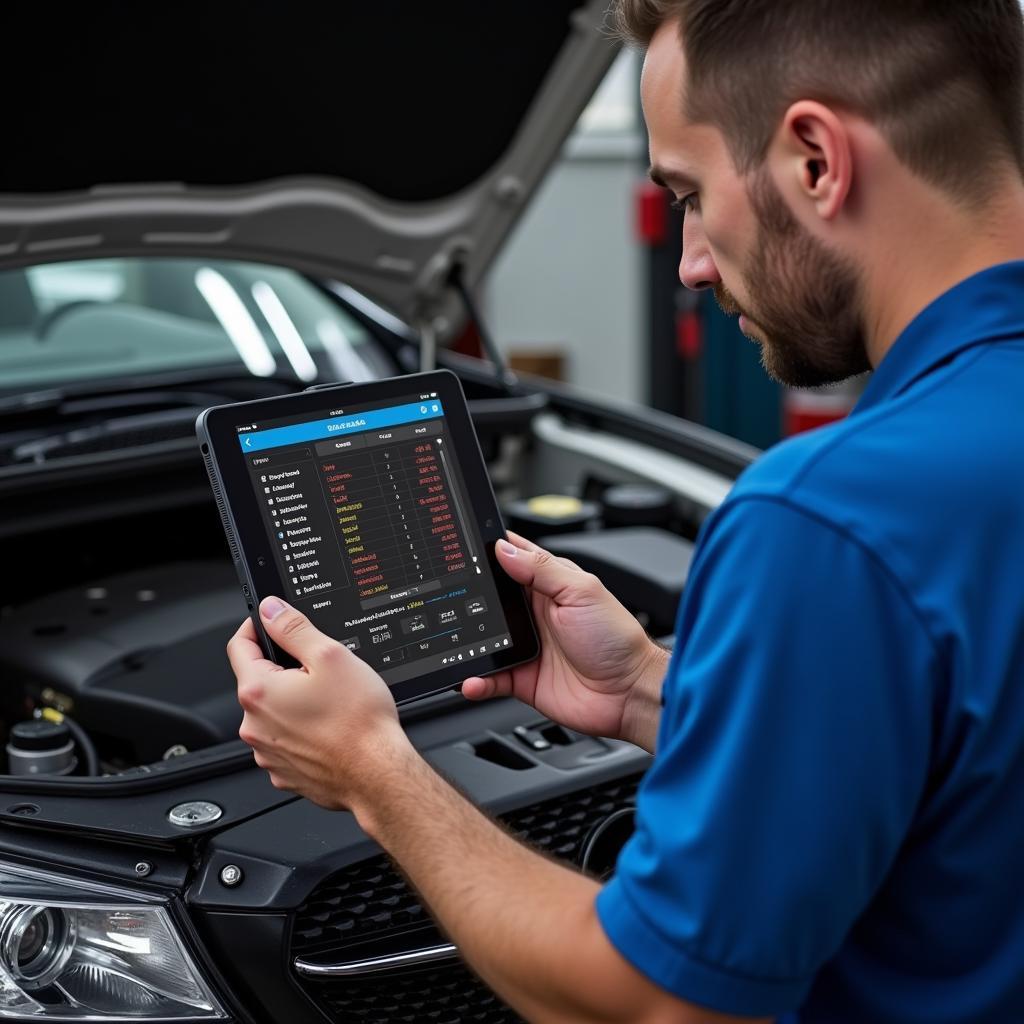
[714,170,871,389]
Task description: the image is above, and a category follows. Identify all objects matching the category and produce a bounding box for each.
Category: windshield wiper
[0,366,310,425]
[0,388,66,416]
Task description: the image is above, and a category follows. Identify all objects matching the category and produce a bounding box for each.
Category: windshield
[0,258,383,394]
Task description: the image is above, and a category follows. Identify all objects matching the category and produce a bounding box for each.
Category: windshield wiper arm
[0,388,66,417]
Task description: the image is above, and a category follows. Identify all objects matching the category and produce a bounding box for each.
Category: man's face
[641,20,871,388]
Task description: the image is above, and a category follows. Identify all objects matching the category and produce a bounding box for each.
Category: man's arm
[619,641,670,751]
[356,729,765,1024]
[230,610,762,1024]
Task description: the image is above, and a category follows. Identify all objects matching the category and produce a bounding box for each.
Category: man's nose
[678,215,721,291]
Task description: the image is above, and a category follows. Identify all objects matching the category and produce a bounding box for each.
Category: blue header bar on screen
[238,400,445,453]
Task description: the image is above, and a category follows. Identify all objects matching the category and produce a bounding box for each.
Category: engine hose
[40,708,100,776]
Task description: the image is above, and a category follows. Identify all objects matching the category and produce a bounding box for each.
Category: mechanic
[227,1,1024,1021]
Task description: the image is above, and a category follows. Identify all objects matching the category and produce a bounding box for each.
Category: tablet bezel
[197,370,538,705]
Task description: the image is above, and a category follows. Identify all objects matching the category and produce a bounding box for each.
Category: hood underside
[0,0,620,328]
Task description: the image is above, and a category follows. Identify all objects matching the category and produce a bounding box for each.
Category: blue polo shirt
[596,262,1024,1022]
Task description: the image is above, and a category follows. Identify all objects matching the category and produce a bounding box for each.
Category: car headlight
[0,864,225,1020]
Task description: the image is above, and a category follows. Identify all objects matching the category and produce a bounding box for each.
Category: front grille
[310,962,513,1024]
[293,857,433,958]
[292,774,641,1024]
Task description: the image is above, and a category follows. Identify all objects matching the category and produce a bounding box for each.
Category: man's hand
[227,597,409,811]
[462,532,669,751]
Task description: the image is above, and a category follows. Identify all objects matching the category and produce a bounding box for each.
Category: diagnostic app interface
[237,392,512,683]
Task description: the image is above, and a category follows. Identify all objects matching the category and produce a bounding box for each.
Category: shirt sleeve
[596,495,938,1017]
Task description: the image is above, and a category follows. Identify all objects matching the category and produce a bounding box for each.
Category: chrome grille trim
[294,942,459,978]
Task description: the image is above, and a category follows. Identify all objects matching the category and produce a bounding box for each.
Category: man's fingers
[259,596,340,668]
[461,673,514,702]
[503,532,583,573]
[504,530,540,553]
[227,617,279,679]
[500,533,585,575]
[495,539,597,604]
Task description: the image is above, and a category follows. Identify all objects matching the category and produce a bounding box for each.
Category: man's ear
[773,100,853,221]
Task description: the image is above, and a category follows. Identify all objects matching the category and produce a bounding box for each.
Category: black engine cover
[0,561,246,763]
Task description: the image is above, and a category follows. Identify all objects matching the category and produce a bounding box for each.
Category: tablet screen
[234,385,514,684]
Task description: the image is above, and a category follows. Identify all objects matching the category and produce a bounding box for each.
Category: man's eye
[670,194,698,215]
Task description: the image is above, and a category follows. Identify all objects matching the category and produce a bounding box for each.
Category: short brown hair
[612,0,1024,201]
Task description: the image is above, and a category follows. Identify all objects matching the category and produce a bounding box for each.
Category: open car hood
[0,1,619,331]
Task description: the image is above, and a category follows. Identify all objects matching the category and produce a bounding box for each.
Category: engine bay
[0,368,733,779]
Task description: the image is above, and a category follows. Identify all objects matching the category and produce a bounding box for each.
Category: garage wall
[485,53,646,405]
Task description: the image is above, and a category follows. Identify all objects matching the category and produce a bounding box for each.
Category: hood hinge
[412,238,473,371]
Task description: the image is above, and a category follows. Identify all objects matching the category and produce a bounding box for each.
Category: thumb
[495,538,596,605]
[259,596,338,667]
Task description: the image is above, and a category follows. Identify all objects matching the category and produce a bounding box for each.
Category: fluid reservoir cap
[9,720,71,752]
[526,495,584,518]
[601,484,673,528]
[504,495,600,539]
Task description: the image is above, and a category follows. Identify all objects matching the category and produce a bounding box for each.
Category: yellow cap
[525,495,584,519]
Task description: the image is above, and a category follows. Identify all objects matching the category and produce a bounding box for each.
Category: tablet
[196,370,538,705]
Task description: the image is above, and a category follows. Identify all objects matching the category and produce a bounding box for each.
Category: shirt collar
[855,260,1024,414]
